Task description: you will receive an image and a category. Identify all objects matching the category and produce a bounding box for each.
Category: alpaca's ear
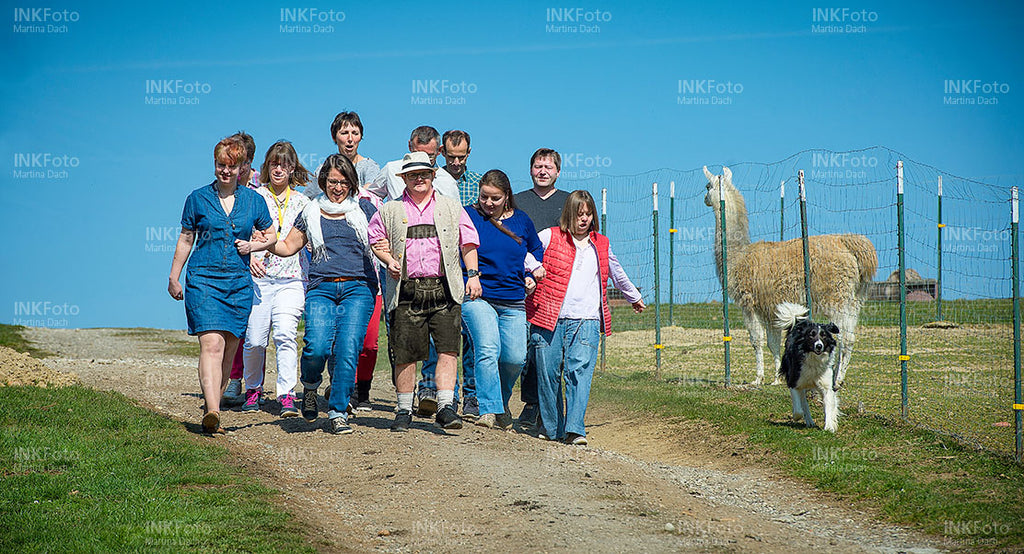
[722,166,732,182]
[703,165,714,181]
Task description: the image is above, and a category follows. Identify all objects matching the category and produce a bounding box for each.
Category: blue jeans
[532,319,600,440]
[461,299,527,415]
[300,280,375,420]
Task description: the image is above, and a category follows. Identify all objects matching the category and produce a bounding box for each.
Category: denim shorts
[390,277,461,365]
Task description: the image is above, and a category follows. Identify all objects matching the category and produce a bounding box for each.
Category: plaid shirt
[453,168,483,207]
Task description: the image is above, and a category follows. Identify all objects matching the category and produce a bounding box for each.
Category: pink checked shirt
[367,190,479,278]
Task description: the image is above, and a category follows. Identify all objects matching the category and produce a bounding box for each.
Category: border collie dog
[775,302,840,433]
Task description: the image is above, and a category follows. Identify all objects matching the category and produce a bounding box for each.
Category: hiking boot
[301,387,319,422]
[416,390,438,417]
[436,404,463,430]
[390,409,412,432]
[495,410,514,430]
[240,388,261,413]
[475,413,495,428]
[462,396,479,420]
[329,416,353,435]
[518,404,539,428]
[279,394,299,418]
[566,433,588,446]
[222,379,243,407]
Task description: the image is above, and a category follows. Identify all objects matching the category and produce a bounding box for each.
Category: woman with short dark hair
[168,136,276,434]
[267,154,378,435]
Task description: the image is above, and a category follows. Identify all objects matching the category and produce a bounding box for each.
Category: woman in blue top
[266,154,378,435]
[168,136,276,434]
[462,169,546,430]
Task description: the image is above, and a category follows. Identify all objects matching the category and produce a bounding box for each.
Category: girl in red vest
[525,190,645,445]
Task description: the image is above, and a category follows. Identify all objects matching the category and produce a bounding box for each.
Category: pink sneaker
[279,394,300,418]
[241,388,261,413]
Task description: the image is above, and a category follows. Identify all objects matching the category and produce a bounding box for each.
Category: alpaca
[703,166,877,389]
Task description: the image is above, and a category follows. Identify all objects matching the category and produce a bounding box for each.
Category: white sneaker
[475,413,496,428]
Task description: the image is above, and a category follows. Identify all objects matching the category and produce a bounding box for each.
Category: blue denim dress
[181,182,272,337]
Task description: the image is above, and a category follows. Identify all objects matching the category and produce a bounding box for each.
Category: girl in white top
[241,141,311,417]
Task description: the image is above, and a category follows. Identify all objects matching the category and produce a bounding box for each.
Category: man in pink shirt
[369,152,482,431]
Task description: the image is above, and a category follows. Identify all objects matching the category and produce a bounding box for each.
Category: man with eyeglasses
[368,151,482,432]
[440,129,484,419]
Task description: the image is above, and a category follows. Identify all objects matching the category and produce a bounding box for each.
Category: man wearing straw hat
[368,151,483,432]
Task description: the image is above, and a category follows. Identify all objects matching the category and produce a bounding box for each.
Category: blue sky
[2,1,1022,329]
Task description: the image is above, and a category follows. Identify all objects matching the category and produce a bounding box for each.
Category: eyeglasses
[405,172,434,182]
[326,178,346,186]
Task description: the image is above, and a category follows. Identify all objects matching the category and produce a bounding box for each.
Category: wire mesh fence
[556,146,1022,460]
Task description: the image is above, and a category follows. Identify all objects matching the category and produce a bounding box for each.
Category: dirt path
[25,327,946,553]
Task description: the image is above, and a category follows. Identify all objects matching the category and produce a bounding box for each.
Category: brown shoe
[202,411,225,434]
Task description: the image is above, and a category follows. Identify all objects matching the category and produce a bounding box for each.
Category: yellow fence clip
[899,355,911,361]
[1013,404,1024,411]
[669,228,678,233]
[937,223,946,228]
[653,344,665,350]
[722,336,732,342]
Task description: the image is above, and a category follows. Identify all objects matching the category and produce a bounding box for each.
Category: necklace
[270,186,291,237]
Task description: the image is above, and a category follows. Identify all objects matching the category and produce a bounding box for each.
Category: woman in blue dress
[168,136,276,434]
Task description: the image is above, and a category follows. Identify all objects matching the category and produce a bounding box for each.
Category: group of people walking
[167,113,645,444]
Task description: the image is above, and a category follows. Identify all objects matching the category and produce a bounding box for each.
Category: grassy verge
[0,323,52,358]
[0,385,319,552]
[0,327,320,552]
[589,372,1024,550]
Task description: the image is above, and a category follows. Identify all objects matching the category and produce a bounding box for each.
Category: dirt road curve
[26,328,944,553]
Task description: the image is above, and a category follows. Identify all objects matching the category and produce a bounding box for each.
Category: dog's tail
[774,302,809,331]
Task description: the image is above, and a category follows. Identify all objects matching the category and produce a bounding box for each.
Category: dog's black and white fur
[775,302,840,432]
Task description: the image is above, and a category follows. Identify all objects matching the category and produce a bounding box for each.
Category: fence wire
[557,146,1020,458]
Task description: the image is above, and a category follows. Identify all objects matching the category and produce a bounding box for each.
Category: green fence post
[898,161,909,421]
[780,180,785,241]
[799,170,813,318]
[937,176,944,321]
[669,181,675,327]
[720,182,731,387]
[1011,186,1022,463]
[600,188,607,374]
[653,182,662,379]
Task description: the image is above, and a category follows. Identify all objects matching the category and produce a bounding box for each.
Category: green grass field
[0,324,318,553]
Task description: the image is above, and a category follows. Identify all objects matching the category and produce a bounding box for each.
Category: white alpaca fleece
[703,166,878,388]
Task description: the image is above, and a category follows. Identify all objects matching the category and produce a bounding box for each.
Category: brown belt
[325,276,361,282]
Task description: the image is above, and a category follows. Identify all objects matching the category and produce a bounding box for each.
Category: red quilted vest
[526,228,613,336]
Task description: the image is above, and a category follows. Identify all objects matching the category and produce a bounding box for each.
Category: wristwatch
[466,269,481,278]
